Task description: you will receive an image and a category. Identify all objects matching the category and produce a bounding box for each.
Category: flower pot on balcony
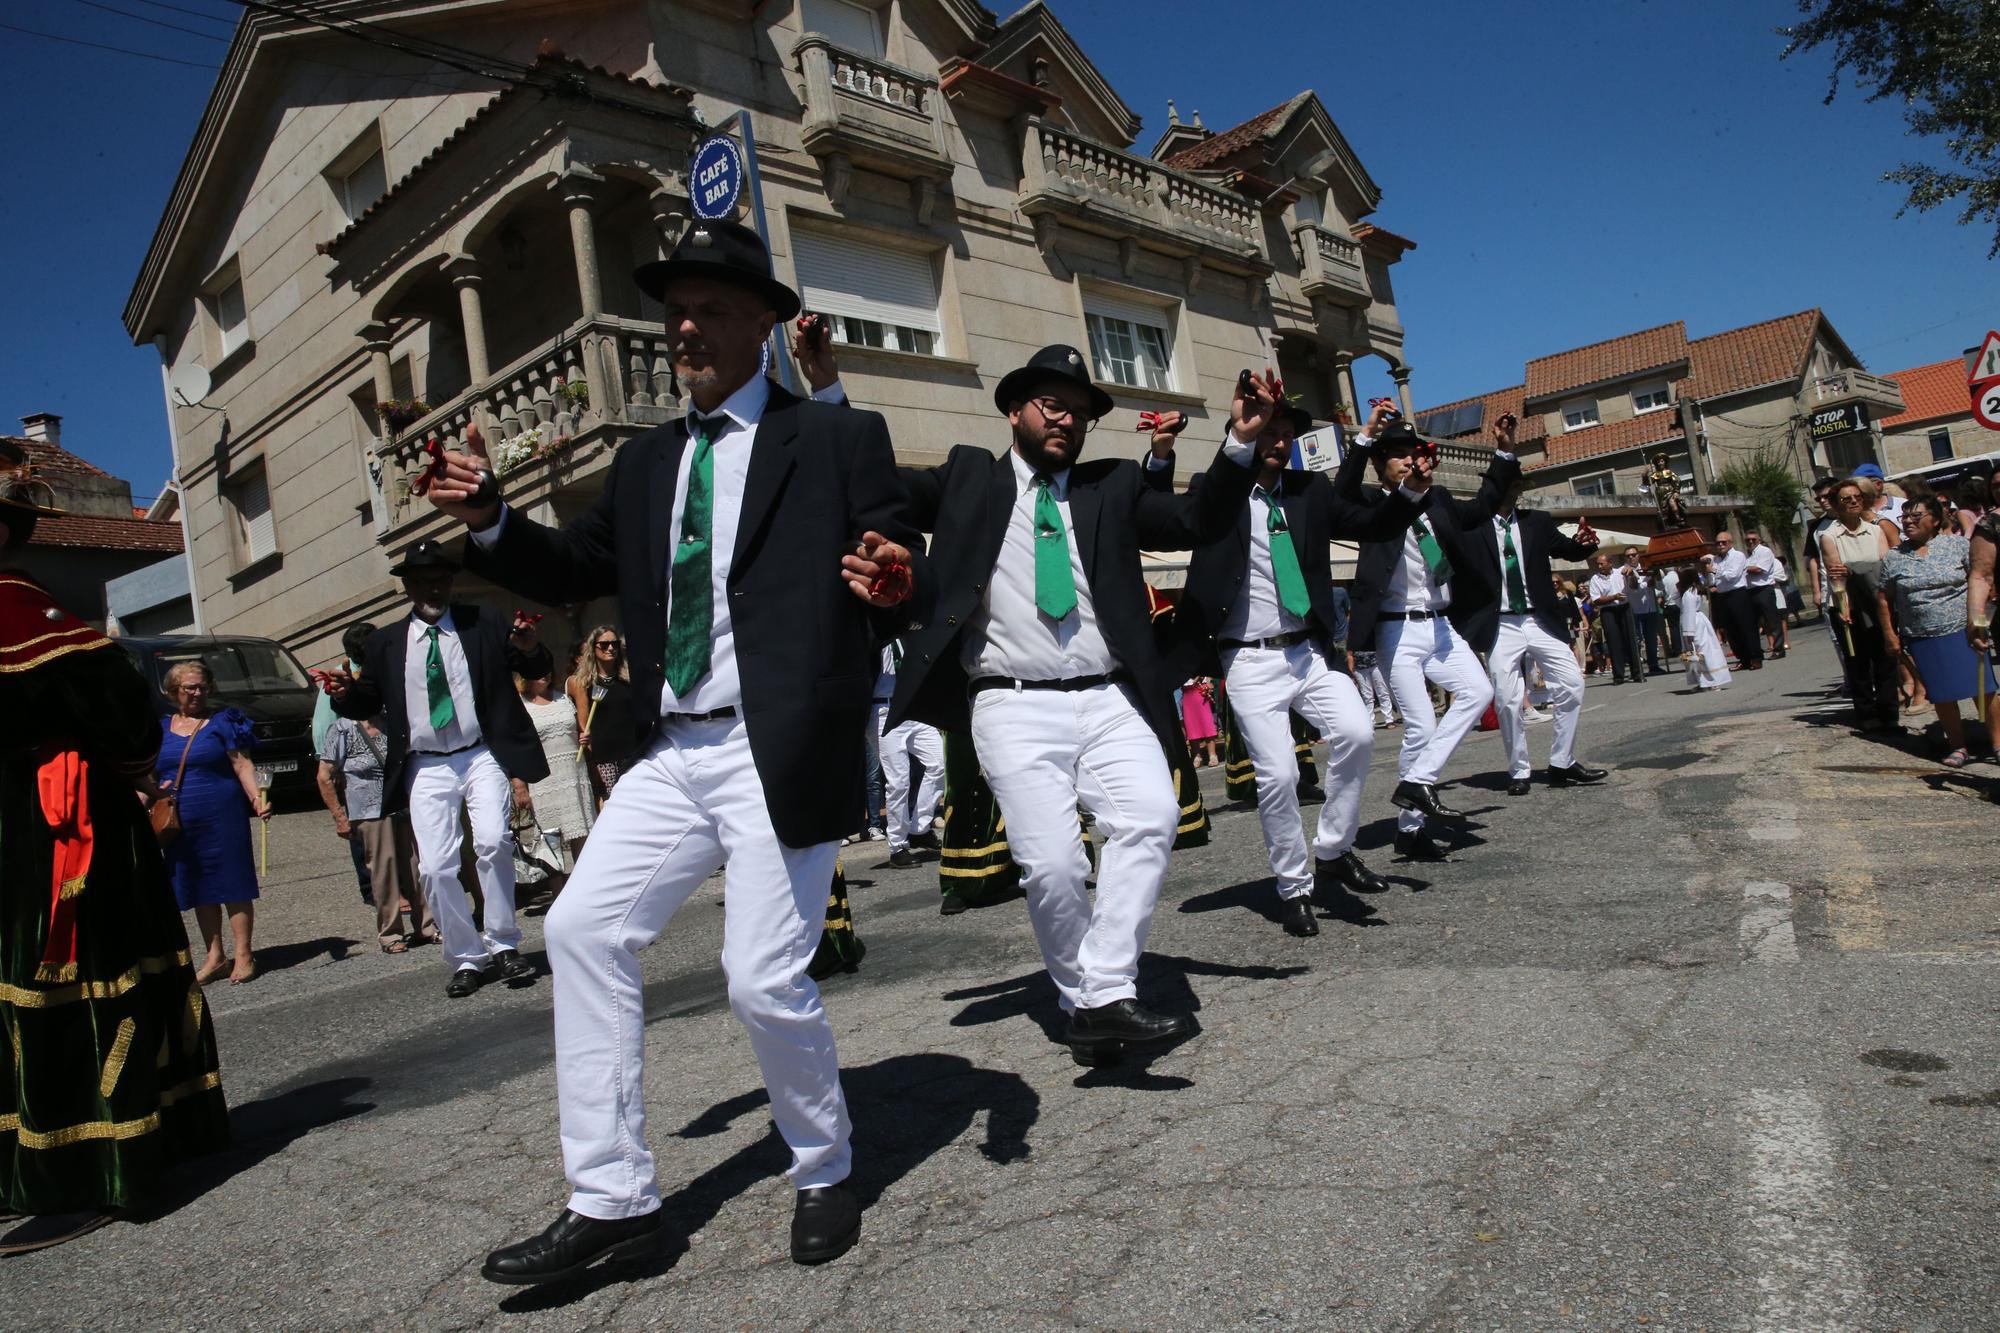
[377,399,432,433]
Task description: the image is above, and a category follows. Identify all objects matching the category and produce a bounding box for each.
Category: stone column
[648,186,685,260]
[444,254,490,384]
[1391,366,1416,419]
[1330,350,1358,420]
[561,173,604,319]
[361,321,395,406]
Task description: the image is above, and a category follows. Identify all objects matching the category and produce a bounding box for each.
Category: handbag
[150,717,206,847]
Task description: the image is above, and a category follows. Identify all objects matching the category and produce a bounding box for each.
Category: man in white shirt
[1622,548,1667,676]
[1587,553,1640,686]
[875,640,943,867]
[1707,531,1764,669]
[1743,532,1789,658]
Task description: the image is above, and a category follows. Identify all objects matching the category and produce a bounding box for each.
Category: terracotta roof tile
[1686,309,1820,400]
[1526,412,1685,472]
[0,436,111,478]
[1524,322,1688,402]
[1352,222,1416,253]
[1879,357,1973,428]
[29,513,185,554]
[1160,93,1309,171]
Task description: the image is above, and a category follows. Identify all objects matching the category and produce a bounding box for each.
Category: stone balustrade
[1292,223,1369,307]
[793,35,949,184]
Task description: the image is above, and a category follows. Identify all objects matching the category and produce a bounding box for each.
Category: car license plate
[259,761,299,775]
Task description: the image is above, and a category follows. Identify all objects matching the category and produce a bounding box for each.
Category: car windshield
[151,641,311,696]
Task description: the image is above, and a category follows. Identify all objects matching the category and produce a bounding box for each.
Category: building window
[1569,470,1616,498]
[1083,292,1176,392]
[1632,380,1672,413]
[333,147,387,223]
[226,461,278,568]
[1929,427,1953,462]
[792,228,942,356]
[201,260,251,366]
[800,0,884,58]
[1561,398,1599,431]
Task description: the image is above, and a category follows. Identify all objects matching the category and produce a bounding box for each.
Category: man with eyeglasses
[1707,531,1763,670]
[819,343,1255,1066]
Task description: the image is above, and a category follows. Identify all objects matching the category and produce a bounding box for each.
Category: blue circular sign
[690,135,743,220]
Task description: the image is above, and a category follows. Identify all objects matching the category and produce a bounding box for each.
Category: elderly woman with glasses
[156,660,268,984]
[1876,494,1999,766]
[567,624,637,805]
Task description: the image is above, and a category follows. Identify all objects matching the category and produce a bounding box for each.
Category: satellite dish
[1300,149,1340,184]
[168,362,212,408]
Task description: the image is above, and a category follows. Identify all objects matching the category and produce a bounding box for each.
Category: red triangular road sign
[1971,330,2000,384]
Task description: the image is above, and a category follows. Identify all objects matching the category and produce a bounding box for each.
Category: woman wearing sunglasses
[567,626,637,806]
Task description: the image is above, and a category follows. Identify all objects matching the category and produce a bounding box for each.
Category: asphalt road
[7,630,1997,1330]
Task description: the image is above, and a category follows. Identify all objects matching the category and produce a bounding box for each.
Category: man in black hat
[418,218,927,1281]
[1165,399,1428,936]
[1341,406,1519,862]
[829,344,1257,1066]
[325,539,552,993]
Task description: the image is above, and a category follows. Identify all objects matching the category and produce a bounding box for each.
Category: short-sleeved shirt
[320,716,390,821]
[1882,533,1971,641]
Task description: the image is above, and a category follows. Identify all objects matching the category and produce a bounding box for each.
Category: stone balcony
[1812,368,1905,415]
[793,36,951,198]
[1292,224,1369,307]
[1018,119,1270,279]
[374,315,681,541]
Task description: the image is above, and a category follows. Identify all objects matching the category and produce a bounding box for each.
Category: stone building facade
[124,0,1418,667]
[1878,355,1996,478]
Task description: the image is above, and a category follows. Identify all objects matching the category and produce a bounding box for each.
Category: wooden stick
[576,694,603,765]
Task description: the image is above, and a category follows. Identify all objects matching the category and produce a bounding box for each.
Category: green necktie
[1412,515,1454,586]
[424,625,456,731]
[665,416,720,696]
[1261,488,1312,619]
[1501,521,1529,613]
[1033,477,1078,620]
[890,641,903,671]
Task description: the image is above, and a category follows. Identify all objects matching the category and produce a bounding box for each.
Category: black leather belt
[969,673,1118,697]
[663,705,738,723]
[1378,609,1442,621]
[412,740,480,758]
[1220,630,1312,650]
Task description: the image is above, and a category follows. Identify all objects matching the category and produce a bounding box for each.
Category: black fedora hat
[389,537,460,576]
[1373,419,1431,453]
[1273,402,1314,436]
[633,219,801,320]
[993,343,1114,419]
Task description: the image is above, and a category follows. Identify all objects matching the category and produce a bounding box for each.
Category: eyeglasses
[1029,397,1096,432]
[594,641,621,651]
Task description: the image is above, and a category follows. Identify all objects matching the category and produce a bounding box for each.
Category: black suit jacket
[1447,507,1598,655]
[887,443,1253,756]
[1340,449,1523,651]
[461,381,931,848]
[1164,456,1428,678]
[333,605,553,814]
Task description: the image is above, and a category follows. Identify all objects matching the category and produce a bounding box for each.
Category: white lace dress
[523,696,595,867]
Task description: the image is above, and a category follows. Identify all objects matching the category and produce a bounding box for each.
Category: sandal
[1942,748,1971,769]
[229,959,257,985]
[193,959,229,985]
[380,938,409,955]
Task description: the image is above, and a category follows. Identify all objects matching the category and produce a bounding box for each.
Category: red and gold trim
[0,575,111,673]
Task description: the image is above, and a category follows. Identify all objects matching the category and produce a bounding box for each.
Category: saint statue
[1646,452,1686,530]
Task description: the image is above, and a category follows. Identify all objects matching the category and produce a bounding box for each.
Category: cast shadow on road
[1178,877,1386,928]
[496,1053,1040,1314]
[252,935,367,975]
[131,1076,377,1224]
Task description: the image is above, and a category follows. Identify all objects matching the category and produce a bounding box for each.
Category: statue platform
[1644,526,1713,570]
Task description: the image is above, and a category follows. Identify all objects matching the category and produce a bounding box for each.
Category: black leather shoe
[1277,896,1319,937]
[1390,780,1465,822]
[1065,998,1193,1066]
[1546,762,1609,787]
[887,848,918,869]
[1393,829,1447,862]
[1507,777,1532,797]
[445,967,486,999]
[791,1185,860,1264]
[1295,781,1326,804]
[1320,850,1389,895]
[481,1208,665,1285]
[493,949,536,985]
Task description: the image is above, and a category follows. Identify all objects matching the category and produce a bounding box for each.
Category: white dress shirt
[1710,548,1749,592]
[1491,511,1531,614]
[404,610,480,753]
[469,374,769,717]
[1383,503,1450,613]
[1661,568,1681,605]
[1587,568,1630,605]
[1744,543,1776,588]
[1627,565,1659,614]
[963,449,1120,681]
[1220,485,1310,642]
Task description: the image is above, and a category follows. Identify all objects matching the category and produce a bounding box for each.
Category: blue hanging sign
[690,135,744,219]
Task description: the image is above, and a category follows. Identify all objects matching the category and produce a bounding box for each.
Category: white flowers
[493,423,571,476]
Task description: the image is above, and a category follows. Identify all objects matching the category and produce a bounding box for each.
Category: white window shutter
[239,470,276,562]
[792,231,941,336]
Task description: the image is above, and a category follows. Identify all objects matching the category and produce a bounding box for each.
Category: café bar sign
[1809,402,1868,441]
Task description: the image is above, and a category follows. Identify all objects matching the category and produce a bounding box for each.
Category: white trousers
[1491,614,1584,779]
[971,682,1179,1011]
[1377,616,1495,831]
[406,746,518,971]
[1354,660,1396,723]
[1223,643,1372,900]
[545,718,847,1220]
[878,716,944,851]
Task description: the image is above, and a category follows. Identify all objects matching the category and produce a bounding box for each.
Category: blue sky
[2,0,1995,494]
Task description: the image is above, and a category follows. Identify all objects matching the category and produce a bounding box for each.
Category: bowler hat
[993,343,1115,419]
[1273,402,1315,436]
[389,537,459,576]
[1373,419,1430,453]
[633,219,801,320]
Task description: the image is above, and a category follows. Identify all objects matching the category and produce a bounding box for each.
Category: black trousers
[1840,619,1899,727]
[1599,604,1640,682]
[1755,588,1787,642]
[1715,588,1764,666]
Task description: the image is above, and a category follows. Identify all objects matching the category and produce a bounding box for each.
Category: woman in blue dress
[155,660,268,984]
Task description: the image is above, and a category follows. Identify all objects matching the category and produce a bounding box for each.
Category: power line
[62,0,230,42]
[0,19,217,68]
[123,0,238,24]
